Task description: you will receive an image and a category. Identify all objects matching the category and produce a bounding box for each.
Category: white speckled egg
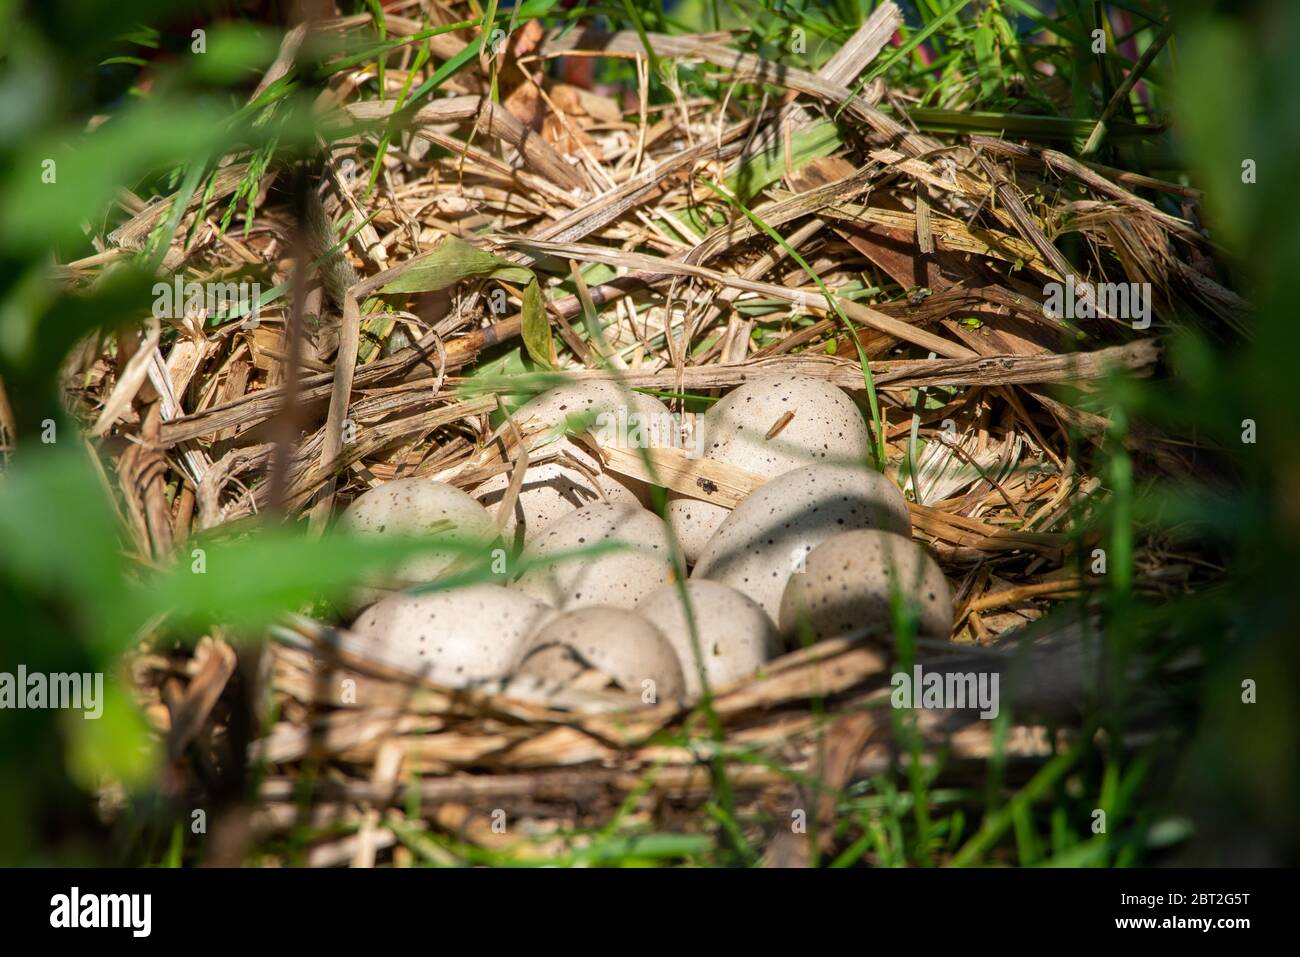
[690,463,911,621]
[779,529,953,643]
[347,583,553,685]
[512,502,676,610]
[514,379,676,445]
[513,607,685,698]
[472,449,640,550]
[638,581,780,699]
[341,478,498,598]
[667,374,872,562]
[513,380,680,506]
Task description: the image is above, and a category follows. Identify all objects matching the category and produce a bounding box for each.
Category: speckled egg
[341,478,498,597]
[511,502,676,609]
[514,379,677,446]
[513,380,680,506]
[779,529,953,643]
[638,580,781,699]
[347,583,553,685]
[690,463,911,621]
[667,374,872,562]
[513,607,685,699]
[472,448,641,550]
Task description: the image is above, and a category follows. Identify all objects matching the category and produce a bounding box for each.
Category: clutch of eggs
[336,375,954,703]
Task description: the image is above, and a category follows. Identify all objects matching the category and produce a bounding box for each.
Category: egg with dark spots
[512,380,679,506]
[667,374,871,562]
[512,502,675,610]
[638,581,780,700]
[691,464,910,621]
[514,380,674,439]
[347,583,553,686]
[778,529,953,644]
[512,607,684,699]
[472,441,640,550]
[341,478,498,602]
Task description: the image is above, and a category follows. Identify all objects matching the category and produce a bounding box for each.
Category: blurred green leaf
[1170,20,1256,249]
[63,682,160,792]
[135,527,500,636]
[189,23,281,84]
[0,266,156,434]
[1,103,241,250]
[0,446,127,646]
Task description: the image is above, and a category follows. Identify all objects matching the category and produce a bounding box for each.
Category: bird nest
[74,6,1233,865]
